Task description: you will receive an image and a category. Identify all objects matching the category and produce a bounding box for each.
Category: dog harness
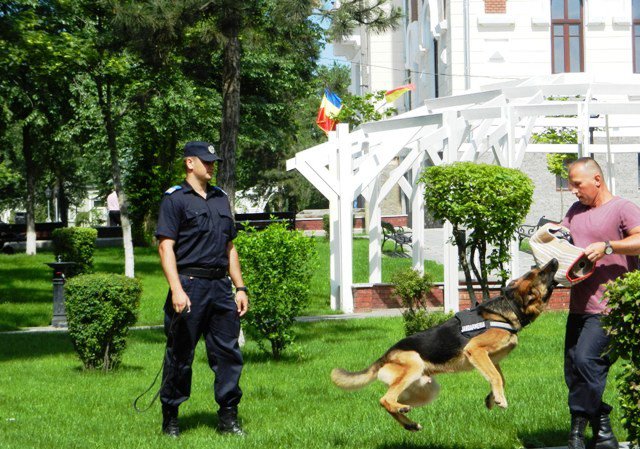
[455,308,517,338]
[529,223,595,286]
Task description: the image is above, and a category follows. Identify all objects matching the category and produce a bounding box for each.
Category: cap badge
[208,145,215,154]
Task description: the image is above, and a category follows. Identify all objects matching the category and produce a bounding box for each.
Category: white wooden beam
[337,124,354,313]
[328,132,340,311]
[368,177,382,283]
[411,151,425,273]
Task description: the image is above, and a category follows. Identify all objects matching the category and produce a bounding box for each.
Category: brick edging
[352,283,570,312]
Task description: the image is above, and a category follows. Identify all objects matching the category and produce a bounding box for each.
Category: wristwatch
[236,286,249,294]
[604,241,613,255]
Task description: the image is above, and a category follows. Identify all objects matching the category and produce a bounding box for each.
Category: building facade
[333,0,640,224]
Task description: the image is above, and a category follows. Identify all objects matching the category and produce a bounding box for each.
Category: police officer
[155,141,249,438]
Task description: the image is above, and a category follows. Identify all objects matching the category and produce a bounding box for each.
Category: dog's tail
[331,359,384,391]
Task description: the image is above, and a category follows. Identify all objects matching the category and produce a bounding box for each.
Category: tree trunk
[455,227,478,306]
[22,123,37,255]
[219,22,241,209]
[96,77,135,278]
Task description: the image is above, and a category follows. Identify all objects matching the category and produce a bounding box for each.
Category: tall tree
[0,0,82,253]
[112,0,401,209]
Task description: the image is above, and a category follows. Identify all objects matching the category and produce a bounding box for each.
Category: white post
[411,150,425,273]
[368,176,382,283]
[605,115,616,195]
[328,131,341,310]
[443,112,460,312]
[505,105,521,280]
[443,221,459,312]
[337,124,354,313]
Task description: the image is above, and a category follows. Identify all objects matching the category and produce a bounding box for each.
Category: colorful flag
[316,88,342,134]
[384,83,415,103]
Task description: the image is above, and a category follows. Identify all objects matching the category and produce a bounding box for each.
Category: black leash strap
[132,312,181,413]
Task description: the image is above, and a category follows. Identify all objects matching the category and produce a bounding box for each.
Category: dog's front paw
[485,393,495,409]
[404,422,422,432]
[495,398,508,409]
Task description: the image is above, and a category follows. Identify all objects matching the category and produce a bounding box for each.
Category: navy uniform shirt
[155,182,237,269]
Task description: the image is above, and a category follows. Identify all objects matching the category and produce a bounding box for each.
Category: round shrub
[235,222,317,358]
[65,273,141,371]
[52,227,98,277]
[420,162,534,303]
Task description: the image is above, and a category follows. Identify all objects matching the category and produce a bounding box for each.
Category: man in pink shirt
[561,157,640,449]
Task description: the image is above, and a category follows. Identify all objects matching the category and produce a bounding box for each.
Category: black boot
[568,414,588,449]
[217,406,246,436]
[162,404,180,438]
[589,410,619,449]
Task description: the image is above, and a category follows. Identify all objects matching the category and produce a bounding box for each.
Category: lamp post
[45,256,76,327]
[45,186,52,223]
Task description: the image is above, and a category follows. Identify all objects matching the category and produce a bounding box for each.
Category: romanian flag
[384,83,415,103]
[316,88,342,134]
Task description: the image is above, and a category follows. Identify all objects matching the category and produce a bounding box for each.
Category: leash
[132,311,183,413]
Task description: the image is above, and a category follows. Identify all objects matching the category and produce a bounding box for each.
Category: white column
[505,105,521,281]
[368,176,382,283]
[411,150,425,273]
[328,131,341,310]
[605,115,616,195]
[337,124,354,313]
[443,221,459,312]
[443,112,460,312]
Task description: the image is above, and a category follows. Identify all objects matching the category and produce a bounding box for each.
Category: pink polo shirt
[561,196,640,314]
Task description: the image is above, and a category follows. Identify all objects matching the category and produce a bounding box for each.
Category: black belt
[179,266,227,279]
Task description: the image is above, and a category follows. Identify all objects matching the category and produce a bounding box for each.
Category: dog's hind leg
[378,351,426,431]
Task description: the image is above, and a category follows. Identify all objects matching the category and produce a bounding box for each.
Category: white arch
[286,73,640,313]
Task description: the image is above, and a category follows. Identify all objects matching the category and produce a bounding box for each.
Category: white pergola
[286,73,640,313]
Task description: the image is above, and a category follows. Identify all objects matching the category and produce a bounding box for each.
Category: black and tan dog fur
[331,258,559,431]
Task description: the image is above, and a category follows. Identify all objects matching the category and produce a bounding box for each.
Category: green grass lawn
[0,238,443,331]
[0,312,626,449]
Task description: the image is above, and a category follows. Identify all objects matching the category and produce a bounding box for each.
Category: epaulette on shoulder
[164,185,182,195]
[213,186,228,196]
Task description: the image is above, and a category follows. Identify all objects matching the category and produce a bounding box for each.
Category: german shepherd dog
[331,258,559,431]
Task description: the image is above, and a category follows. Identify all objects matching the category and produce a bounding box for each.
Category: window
[634,0,640,72]
[551,0,584,73]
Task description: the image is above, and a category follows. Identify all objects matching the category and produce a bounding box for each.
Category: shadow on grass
[129,328,167,344]
[0,310,51,332]
[0,332,74,361]
[518,428,568,448]
[377,442,463,449]
[180,411,218,433]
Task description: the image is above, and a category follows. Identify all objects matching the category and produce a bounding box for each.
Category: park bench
[516,216,558,242]
[382,221,412,253]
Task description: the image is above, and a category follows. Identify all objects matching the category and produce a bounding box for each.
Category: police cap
[183,141,223,163]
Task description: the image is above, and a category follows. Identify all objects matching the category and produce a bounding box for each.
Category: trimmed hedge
[52,227,98,277]
[65,273,141,371]
[603,271,640,447]
[235,222,317,359]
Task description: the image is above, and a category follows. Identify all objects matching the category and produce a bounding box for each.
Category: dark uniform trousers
[160,275,243,409]
[564,313,614,418]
